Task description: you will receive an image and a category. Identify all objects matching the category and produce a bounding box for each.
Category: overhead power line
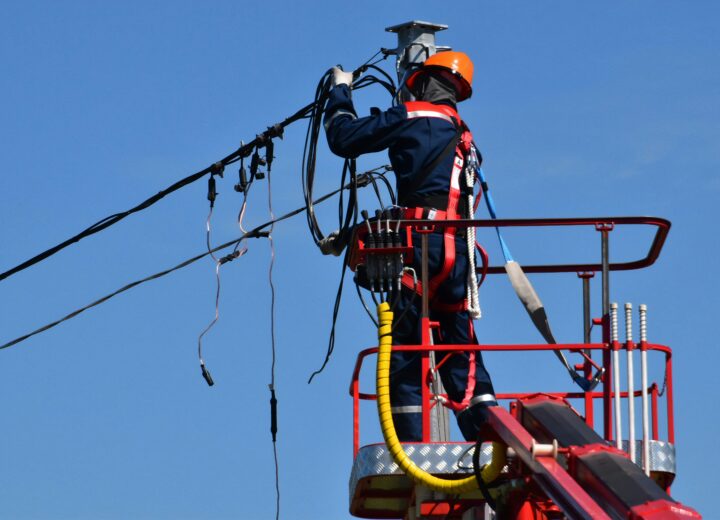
[0,51,391,285]
[0,113,304,283]
[0,167,390,352]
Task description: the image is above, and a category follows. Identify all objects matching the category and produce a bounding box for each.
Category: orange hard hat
[406,51,474,101]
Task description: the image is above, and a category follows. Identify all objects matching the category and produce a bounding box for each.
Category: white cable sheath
[625,303,636,463]
[640,304,650,476]
[611,303,622,449]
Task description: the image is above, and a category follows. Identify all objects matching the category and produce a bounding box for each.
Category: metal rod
[611,302,622,449]
[602,231,610,316]
[625,303,636,463]
[421,233,429,320]
[581,273,594,427]
[419,231,448,441]
[601,229,613,440]
[651,384,659,440]
[420,232,431,440]
[639,304,650,476]
[666,353,675,444]
[583,276,592,344]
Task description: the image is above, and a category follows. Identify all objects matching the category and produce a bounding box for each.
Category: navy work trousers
[388,231,496,441]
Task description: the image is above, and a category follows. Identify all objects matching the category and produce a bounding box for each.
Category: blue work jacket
[324,85,472,209]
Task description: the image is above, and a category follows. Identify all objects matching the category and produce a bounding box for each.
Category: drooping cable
[301,62,397,382]
[301,59,396,254]
[197,201,220,386]
[301,69,335,246]
[307,243,351,384]
[263,145,281,520]
[472,439,498,511]
[197,170,247,386]
[0,93,317,284]
[0,51,393,285]
[0,167,386,355]
[354,278,379,327]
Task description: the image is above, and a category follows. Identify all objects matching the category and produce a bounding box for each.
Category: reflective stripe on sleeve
[324,109,357,131]
[406,110,456,125]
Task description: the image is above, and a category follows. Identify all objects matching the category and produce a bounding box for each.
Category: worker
[323,52,496,442]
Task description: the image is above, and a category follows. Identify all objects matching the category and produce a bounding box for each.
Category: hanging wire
[354,279,378,327]
[306,244,352,384]
[265,155,281,520]
[0,167,389,352]
[197,178,248,386]
[197,204,221,382]
[233,176,253,257]
[0,50,391,284]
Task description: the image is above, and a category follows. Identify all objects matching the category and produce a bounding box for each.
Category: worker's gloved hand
[331,67,353,88]
[319,230,345,256]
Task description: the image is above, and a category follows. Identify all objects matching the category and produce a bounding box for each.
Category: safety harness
[399,101,484,413]
[400,101,481,318]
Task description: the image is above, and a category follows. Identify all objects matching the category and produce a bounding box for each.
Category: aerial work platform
[350,442,496,518]
[347,216,700,519]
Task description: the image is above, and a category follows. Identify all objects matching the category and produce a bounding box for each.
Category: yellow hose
[375,301,506,494]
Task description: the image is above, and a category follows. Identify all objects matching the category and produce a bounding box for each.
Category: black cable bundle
[301,63,396,254]
[302,61,397,382]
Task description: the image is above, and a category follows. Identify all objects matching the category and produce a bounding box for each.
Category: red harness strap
[399,101,482,415]
[401,101,474,311]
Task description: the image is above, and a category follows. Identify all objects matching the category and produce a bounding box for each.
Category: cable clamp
[210,162,225,177]
[246,230,270,239]
[267,124,284,139]
[218,247,248,265]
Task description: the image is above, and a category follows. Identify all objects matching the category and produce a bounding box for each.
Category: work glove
[319,230,345,256]
[331,67,354,88]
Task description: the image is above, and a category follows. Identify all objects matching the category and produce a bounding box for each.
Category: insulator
[639,304,648,342]
[610,302,619,342]
[625,303,633,342]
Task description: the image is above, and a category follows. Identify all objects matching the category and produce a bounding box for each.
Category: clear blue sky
[1,2,717,518]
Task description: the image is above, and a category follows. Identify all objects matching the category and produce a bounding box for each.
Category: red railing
[349,216,671,275]
[348,215,674,456]
[349,342,674,457]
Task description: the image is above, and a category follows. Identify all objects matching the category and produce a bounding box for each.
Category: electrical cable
[197,202,222,386]
[301,60,396,254]
[301,60,397,382]
[265,157,281,520]
[368,168,396,206]
[198,170,248,386]
[354,278,379,327]
[306,243,351,384]
[0,168,386,352]
[390,268,418,331]
[0,73,335,284]
[473,438,498,511]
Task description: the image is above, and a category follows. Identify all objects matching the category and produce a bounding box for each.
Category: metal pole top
[384,20,450,83]
[385,20,448,34]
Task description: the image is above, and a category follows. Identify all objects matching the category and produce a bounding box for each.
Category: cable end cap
[201,363,215,386]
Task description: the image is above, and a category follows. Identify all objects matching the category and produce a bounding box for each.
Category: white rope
[465,145,481,319]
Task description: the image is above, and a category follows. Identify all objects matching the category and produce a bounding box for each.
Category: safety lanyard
[476,164,602,391]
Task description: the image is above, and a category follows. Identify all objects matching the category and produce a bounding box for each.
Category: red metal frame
[629,499,701,519]
[349,216,670,274]
[487,406,612,519]
[347,215,690,517]
[349,342,675,458]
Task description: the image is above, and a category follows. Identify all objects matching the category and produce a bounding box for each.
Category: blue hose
[477,167,513,263]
